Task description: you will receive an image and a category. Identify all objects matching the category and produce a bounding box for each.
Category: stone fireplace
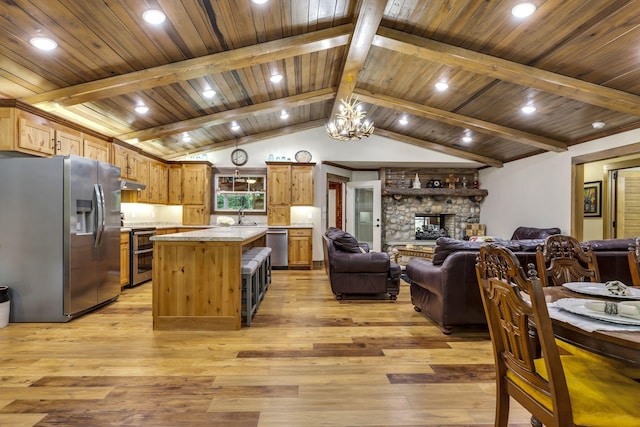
[382,194,481,247]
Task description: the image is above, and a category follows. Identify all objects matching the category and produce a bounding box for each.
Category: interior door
[346,180,381,251]
[615,170,640,238]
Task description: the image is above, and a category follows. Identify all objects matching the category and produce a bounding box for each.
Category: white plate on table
[555,298,640,326]
[562,282,640,300]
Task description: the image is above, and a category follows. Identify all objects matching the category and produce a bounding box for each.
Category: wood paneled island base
[151,227,267,331]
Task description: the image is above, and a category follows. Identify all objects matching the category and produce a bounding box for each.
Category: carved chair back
[627,237,640,286]
[535,234,600,286]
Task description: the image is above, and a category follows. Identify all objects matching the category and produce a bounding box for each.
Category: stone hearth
[383,195,481,247]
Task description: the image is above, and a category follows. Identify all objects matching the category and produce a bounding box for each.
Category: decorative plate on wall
[295,150,312,162]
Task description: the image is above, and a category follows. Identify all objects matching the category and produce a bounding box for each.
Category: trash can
[0,286,9,328]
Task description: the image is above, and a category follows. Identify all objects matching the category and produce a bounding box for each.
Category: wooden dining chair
[475,243,640,427]
[627,237,640,286]
[535,234,600,286]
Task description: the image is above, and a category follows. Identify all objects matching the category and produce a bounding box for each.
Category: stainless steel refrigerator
[0,155,121,322]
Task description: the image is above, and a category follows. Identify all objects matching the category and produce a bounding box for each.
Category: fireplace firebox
[415,213,450,240]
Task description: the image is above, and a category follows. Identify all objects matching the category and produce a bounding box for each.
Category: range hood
[120,180,146,191]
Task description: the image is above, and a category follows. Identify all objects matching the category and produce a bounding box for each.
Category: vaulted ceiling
[3,0,640,168]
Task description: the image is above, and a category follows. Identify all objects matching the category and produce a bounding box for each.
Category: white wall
[480,128,640,239]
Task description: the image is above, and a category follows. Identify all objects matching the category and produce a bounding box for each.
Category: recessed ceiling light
[251,0,269,3]
[230,121,240,131]
[435,81,449,91]
[512,2,536,18]
[398,117,408,125]
[462,136,473,143]
[134,105,149,114]
[202,89,216,98]
[142,9,166,25]
[280,110,289,120]
[521,105,536,114]
[592,121,606,129]
[30,37,57,51]
[269,74,283,83]
[182,133,191,142]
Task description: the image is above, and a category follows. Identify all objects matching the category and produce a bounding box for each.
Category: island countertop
[150,226,268,242]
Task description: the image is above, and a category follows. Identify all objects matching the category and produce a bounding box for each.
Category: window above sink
[214,172,266,213]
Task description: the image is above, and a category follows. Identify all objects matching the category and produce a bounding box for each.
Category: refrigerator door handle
[94,183,106,247]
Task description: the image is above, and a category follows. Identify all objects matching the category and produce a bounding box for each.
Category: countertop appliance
[0,155,121,322]
[129,227,156,286]
[266,228,288,269]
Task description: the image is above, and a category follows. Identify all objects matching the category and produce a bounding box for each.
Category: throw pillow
[327,229,362,253]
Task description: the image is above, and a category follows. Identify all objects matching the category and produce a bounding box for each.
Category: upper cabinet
[168,164,183,205]
[171,163,212,225]
[83,135,110,163]
[266,162,315,226]
[149,161,169,204]
[111,144,139,180]
[16,111,82,157]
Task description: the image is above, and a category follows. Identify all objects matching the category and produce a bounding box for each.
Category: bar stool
[241,259,260,326]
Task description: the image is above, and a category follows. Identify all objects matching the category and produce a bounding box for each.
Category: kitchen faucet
[238,207,244,224]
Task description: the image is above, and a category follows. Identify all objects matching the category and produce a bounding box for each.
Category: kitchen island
[151,226,267,331]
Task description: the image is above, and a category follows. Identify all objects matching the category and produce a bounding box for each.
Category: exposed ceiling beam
[21,25,352,109]
[356,89,567,152]
[374,128,503,168]
[373,26,640,117]
[163,120,326,160]
[330,0,386,117]
[118,88,336,142]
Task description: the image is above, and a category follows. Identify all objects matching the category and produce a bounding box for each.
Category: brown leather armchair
[322,227,401,300]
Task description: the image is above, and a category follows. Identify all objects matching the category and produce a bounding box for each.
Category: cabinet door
[182,164,210,205]
[83,136,110,163]
[183,205,209,225]
[136,157,150,203]
[267,164,291,205]
[120,233,130,287]
[148,161,168,204]
[288,228,312,269]
[55,128,83,156]
[18,116,55,155]
[291,164,314,205]
[267,205,290,226]
[168,164,183,204]
[111,144,131,178]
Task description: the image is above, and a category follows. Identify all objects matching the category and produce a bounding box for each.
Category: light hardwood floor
[0,269,532,426]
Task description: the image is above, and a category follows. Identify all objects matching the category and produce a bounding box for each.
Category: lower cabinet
[120,232,130,288]
[288,228,312,269]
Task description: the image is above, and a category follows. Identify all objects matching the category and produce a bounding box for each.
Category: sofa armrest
[331,252,390,273]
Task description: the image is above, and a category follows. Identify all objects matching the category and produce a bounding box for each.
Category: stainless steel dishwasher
[266,228,288,269]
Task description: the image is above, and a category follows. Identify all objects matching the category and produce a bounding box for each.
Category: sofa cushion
[510,226,561,240]
[582,238,635,251]
[325,227,362,253]
[431,237,521,265]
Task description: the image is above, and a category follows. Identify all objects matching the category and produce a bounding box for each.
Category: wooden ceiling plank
[355,89,567,153]
[331,0,387,115]
[373,26,640,117]
[20,25,352,108]
[374,128,503,168]
[117,88,336,142]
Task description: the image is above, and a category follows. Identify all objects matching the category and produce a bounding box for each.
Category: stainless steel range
[130,227,156,286]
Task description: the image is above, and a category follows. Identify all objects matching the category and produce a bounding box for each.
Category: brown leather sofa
[406,236,635,334]
[322,227,401,300]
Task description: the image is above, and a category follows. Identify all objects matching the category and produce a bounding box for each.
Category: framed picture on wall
[584,181,602,217]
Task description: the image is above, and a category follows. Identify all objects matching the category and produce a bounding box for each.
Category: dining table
[544,286,640,367]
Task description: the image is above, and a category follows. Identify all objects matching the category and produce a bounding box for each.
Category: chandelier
[325,95,374,141]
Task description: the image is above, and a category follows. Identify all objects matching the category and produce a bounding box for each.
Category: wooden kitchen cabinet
[17,112,83,157]
[291,164,314,205]
[148,161,169,204]
[120,231,130,288]
[266,162,315,225]
[181,163,212,225]
[111,144,141,180]
[135,158,151,203]
[168,164,183,204]
[288,228,312,269]
[83,135,110,163]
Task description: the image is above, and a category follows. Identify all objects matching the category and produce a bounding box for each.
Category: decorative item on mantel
[325,95,374,141]
[412,173,421,189]
[446,174,459,189]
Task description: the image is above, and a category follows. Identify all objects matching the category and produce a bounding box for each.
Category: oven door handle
[133,248,154,255]
[133,230,156,236]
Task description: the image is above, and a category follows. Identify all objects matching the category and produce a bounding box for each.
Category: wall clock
[231,148,248,166]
